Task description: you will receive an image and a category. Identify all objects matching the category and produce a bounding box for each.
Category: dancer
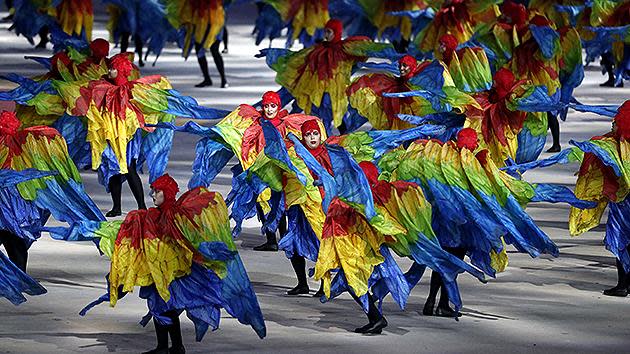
[348,54,478,131]
[0,110,105,302]
[166,0,228,88]
[257,18,398,134]
[505,100,630,297]
[52,53,227,216]
[378,127,596,315]
[64,174,266,353]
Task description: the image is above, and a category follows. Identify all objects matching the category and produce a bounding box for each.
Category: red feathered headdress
[89,38,110,60]
[301,119,321,137]
[500,0,527,26]
[439,34,458,53]
[151,174,180,205]
[262,91,281,106]
[358,161,379,186]
[457,127,479,151]
[325,19,343,42]
[109,53,134,79]
[492,68,517,101]
[0,111,21,136]
[399,55,418,78]
[614,100,630,140]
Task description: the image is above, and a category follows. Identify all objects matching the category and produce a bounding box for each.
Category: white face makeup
[304,130,322,149]
[399,62,411,77]
[324,28,335,42]
[263,103,279,119]
[108,68,119,79]
[151,189,165,207]
[438,43,446,54]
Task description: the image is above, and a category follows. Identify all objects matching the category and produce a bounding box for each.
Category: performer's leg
[134,34,144,67]
[546,112,560,153]
[222,27,228,53]
[600,52,615,87]
[350,292,387,334]
[287,255,309,295]
[423,270,441,315]
[253,204,278,251]
[195,43,213,87]
[603,258,629,297]
[210,41,228,88]
[126,159,146,210]
[120,32,130,52]
[106,174,123,217]
[142,317,169,354]
[0,230,28,272]
[165,311,185,354]
[36,26,49,49]
[435,247,466,317]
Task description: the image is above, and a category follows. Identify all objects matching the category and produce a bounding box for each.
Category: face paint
[304,130,322,149]
[151,189,165,207]
[263,103,279,119]
[324,28,335,42]
[399,62,411,77]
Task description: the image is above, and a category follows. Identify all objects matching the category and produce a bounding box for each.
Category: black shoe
[221,80,229,88]
[195,79,213,88]
[169,345,186,354]
[141,348,169,354]
[546,145,561,153]
[355,317,388,334]
[600,79,615,87]
[106,209,122,217]
[603,286,628,297]
[435,305,461,318]
[139,59,145,68]
[35,39,48,49]
[422,300,434,316]
[313,287,324,298]
[253,242,278,251]
[1,14,13,22]
[287,284,309,295]
[222,48,228,54]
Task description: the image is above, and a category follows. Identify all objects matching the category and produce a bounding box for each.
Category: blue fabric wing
[163,90,230,119]
[531,184,598,209]
[529,25,560,59]
[0,251,47,305]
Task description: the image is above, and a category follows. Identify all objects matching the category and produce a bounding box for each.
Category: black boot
[423,271,441,316]
[603,259,629,297]
[195,52,213,88]
[127,160,146,210]
[166,311,185,354]
[253,229,278,251]
[353,293,387,334]
[313,281,324,298]
[106,174,123,217]
[210,41,228,88]
[142,319,169,354]
[287,255,309,295]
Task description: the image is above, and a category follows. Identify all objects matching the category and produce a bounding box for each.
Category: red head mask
[500,0,527,27]
[456,128,479,151]
[262,91,281,107]
[301,119,321,138]
[614,100,630,140]
[89,38,110,60]
[492,68,517,101]
[399,55,418,79]
[0,111,21,136]
[358,161,380,186]
[150,174,179,209]
[439,34,458,54]
[109,53,134,85]
[325,19,343,42]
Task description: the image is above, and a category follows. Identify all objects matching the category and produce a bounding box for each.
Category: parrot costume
[0,110,105,303]
[257,19,399,134]
[348,54,479,131]
[57,174,265,353]
[254,0,330,48]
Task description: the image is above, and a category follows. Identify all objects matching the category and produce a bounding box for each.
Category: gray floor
[1,4,629,353]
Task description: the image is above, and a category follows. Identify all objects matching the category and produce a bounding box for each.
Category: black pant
[349,291,382,323]
[0,230,28,272]
[108,159,146,211]
[426,246,467,308]
[547,112,559,148]
[152,310,183,350]
[195,38,226,84]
